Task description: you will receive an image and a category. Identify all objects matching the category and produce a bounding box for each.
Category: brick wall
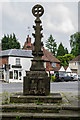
[56,63,60,68]
[0,57,8,66]
[46,62,53,71]
[45,62,60,72]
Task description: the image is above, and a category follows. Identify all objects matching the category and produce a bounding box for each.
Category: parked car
[54,72,74,82]
[59,74,73,82]
[73,75,80,81]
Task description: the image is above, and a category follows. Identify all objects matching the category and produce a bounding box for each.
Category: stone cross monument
[23,4,50,96]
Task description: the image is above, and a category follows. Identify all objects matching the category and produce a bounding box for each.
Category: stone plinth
[23,71,50,96]
[10,93,62,103]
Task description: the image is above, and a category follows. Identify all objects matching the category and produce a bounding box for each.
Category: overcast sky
[0,0,79,53]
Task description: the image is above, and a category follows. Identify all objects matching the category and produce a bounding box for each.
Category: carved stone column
[23,4,50,96]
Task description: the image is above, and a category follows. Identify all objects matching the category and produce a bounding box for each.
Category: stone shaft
[23,4,50,96]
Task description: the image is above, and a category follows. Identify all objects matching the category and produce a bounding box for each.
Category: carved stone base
[23,71,50,96]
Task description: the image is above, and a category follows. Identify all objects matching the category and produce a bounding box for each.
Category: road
[0,81,79,93]
[51,81,79,92]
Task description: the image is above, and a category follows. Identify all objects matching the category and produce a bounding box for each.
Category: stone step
[10,93,62,103]
[1,112,80,120]
[2,104,60,113]
[2,104,80,114]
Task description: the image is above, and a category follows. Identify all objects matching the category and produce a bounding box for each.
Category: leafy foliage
[70,32,80,56]
[2,90,10,105]
[57,43,64,56]
[1,33,21,50]
[51,75,55,82]
[56,43,68,57]
[64,48,68,54]
[57,54,75,67]
[46,35,57,56]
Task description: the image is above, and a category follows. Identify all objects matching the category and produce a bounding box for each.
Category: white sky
[0,0,79,53]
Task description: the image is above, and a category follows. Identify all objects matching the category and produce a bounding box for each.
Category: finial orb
[32,4,44,17]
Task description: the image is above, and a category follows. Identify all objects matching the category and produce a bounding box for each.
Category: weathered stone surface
[23,4,50,96]
[2,104,80,114]
[1,112,80,120]
[10,93,62,103]
[23,71,50,96]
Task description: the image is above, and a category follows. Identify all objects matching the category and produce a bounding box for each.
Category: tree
[1,33,21,50]
[57,54,75,67]
[46,35,57,56]
[70,32,80,56]
[64,48,68,54]
[56,43,65,56]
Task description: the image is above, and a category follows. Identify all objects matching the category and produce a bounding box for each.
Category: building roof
[53,67,60,72]
[59,66,65,72]
[66,66,72,73]
[42,48,60,63]
[42,55,49,62]
[69,55,80,62]
[0,48,60,63]
[0,49,33,58]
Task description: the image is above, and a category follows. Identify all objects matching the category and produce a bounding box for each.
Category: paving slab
[61,92,79,106]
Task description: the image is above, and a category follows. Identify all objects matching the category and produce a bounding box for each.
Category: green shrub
[51,76,55,82]
[2,90,10,105]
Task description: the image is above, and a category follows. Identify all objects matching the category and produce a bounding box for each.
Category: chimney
[29,38,31,43]
[23,35,32,50]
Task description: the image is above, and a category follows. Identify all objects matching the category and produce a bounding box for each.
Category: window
[0,71,1,79]
[19,71,22,80]
[0,71,4,79]
[9,71,13,79]
[14,70,18,79]
[52,63,56,67]
[78,62,80,65]
[19,71,22,77]
[75,62,76,65]
[16,58,20,65]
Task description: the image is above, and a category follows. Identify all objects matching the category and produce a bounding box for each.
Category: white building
[0,49,33,82]
[59,66,66,76]
[66,66,72,76]
[69,55,80,75]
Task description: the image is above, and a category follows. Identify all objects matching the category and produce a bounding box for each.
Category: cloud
[0,3,2,40]
[1,2,78,52]
[0,0,10,2]
[2,2,33,23]
[4,3,20,22]
[44,4,75,33]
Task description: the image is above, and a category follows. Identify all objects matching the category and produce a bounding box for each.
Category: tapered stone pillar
[23,4,50,96]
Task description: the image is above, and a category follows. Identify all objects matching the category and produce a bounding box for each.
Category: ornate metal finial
[32,4,44,18]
